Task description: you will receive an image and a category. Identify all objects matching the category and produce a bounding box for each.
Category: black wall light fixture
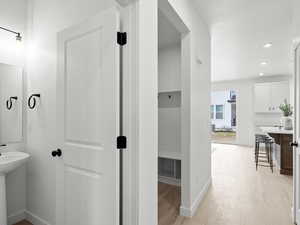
[0,26,22,41]
[28,94,40,109]
[6,96,18,110]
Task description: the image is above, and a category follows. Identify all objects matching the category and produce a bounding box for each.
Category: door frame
[158,0,192,217]
[123,0,192,223]
[293,38,300,224]
[121,1,158,225]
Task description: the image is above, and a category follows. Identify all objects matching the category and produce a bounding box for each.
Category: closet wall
[158,44,181,92]
[158,44,181,183]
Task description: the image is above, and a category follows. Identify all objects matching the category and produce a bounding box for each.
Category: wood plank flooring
[158,182,181,225]
[160,144,293,225]
[13,220,32,225]
[13,144,293,225]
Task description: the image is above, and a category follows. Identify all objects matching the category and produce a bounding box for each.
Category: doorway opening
[157,9,182,225]
[157,3,190,224]
[211,90,237,144]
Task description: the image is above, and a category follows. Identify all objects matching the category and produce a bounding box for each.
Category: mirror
[0,63,23,145]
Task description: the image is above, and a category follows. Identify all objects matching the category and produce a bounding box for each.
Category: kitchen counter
[259,126,293,175]
[259,126,293,135]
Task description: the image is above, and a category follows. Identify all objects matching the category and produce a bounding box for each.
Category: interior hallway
[15,144,293,225]
[160,143,293,225]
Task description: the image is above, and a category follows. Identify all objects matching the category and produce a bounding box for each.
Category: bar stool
[265,137,274,173]
[255,134,274,173]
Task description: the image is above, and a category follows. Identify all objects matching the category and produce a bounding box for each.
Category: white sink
[0,151,30,225]
[0,151,30,174]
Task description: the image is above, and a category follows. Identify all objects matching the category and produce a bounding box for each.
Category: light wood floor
[158,182,181,225]
[13,220,32,225]
[160,144,293,225]
[13,144,293,225]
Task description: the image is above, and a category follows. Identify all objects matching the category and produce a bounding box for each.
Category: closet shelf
[158,151,181,160]
[158,90,181,94]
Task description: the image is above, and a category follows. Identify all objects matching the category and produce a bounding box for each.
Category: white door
[56,8,119,225]
[293,42,300,224]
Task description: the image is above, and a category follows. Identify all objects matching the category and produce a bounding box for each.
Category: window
[216,105,224,119]
[210,105,214,119]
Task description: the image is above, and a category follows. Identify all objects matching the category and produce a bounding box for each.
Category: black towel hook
[6,96,18,110]
[28,94,41,109]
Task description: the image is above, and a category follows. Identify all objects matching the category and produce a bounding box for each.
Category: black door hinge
[117,136,127,149]
[117,32,127,46]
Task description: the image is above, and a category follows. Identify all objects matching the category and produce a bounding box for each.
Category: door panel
[57,8,119,225]
[65,29,104,145]
[64,166,103,225]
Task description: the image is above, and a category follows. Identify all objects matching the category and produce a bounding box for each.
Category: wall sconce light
[28,94,41,109]
[6,96,18,110]
[0,26,22,41]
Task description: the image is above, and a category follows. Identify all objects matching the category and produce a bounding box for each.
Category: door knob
[52,149,62,157]
[291,142,298,147]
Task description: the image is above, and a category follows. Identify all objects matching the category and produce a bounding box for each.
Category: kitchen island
[259,126,293,175]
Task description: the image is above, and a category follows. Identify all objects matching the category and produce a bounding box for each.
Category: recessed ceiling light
[263,43,272,48]
[259,72,264,76]
[260,62,268,66]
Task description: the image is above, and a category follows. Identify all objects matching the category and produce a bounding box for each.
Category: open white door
[294,41,300,225]
[56,8,120,225]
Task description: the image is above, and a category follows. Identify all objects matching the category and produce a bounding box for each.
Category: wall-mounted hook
[28,94,41,109]
[168,95,172,99]
[6,96,18,110]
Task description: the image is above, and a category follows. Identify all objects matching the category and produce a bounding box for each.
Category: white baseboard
[8,210,26,225]
[25,210,52,225]
[180,177,212,217]
[158,176,181,186]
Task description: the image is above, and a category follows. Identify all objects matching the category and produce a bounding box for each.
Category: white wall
[135,1,158,224]
[212,75,292,147]
[165,0,211,217]
[158,44,181,92]
[0,0,27,223]
[158,45,181,159]
[0,0,27,66]
[292,0,300,39]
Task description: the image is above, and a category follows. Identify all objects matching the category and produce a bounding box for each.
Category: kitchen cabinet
[254,81,290,113]
[269,133,293,175]
[260,127,293,175]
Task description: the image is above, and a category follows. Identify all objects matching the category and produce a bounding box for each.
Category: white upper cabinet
[254,81,290,113]
[271,81,290,112]
[254,83,272,113]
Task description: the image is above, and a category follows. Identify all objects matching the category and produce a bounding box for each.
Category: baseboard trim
[180,177,212,217]
[25,210,52,225]
[158,176,181,186]
[8,210,26,225]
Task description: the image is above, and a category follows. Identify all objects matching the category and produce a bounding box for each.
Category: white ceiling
[158,10,181,49]
[192,0,293,81]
